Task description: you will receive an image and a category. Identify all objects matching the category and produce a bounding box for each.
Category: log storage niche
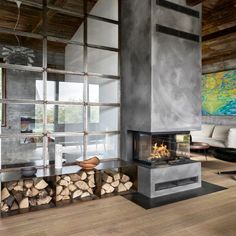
[1,177,55,215]
[101,169,134,196]
[56,170,97,204]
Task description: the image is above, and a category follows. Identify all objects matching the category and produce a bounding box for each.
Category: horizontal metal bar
[47,132,84,137]
[0,63,44,72]
[0,133,44,139]
[87,72,120,80]
[47,4,84,18]
[46,68,84,76]
[156,24,200,42]
[47,101,84,106]
[87,14,119,25]
[87,131,120,136]
[0,99,44,104]
[87,43,119,52]
[47,36,84,47]
[87,102,120,107]
[0,27,43,39]
[156,0,200,18]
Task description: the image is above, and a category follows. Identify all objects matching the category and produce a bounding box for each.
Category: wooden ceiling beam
[186,0,202,6]
[202,50,236,65]
[202,25,236,41]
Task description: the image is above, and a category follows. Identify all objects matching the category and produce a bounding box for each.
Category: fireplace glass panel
[133,132,190,166]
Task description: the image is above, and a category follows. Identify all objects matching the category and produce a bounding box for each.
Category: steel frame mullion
[87,14,119,25]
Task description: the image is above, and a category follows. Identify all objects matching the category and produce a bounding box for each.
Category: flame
[148,143,170,160]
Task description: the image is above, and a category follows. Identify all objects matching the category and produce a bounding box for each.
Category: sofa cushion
[212,125,235,141]
[226,128,236,148]
[191,124,215,137]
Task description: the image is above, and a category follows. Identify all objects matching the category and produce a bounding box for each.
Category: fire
[148,143,170,160]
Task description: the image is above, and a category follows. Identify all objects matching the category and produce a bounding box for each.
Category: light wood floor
[1,155,236,236]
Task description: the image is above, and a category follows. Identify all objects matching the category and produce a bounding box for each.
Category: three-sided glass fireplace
[132,131,190,166]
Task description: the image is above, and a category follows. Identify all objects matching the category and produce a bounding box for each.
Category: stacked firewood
[56,170,96,201]
[1,178,54,212]
[101,169,133,195]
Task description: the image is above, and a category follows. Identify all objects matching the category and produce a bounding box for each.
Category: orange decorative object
[76,156,100,170]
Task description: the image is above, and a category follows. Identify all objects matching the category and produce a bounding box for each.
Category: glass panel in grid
[1,103,43,134]
[47,40,83,72]
[0,33,43,67]
[87,0,118,21]
[48,135,84,163]
[47,12,84,42]
[5,69,43,101]
[47,73,84,102]
[88,48,118,76]
[88,76,120,103]
[1,135,44,167]
[0,0,43,34]
[88,106,119,132]
[47,104,83,133]
[87,134,119,160]
[88,19,118,48]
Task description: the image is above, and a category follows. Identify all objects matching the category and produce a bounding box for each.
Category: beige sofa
[191,124,236,149]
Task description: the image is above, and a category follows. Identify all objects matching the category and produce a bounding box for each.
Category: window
[0,0,120,166]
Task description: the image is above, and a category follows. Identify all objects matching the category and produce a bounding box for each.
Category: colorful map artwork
[202,70,236,116]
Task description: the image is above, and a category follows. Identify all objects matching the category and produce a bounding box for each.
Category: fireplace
[132,131,190,166]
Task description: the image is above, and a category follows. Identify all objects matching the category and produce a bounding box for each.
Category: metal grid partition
[0,0,120,169]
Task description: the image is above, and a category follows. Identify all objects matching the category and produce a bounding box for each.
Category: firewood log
[88,188,93,195]
[11,201,19,210]
[31,187,39,197]
[69,174,81,182]
[61,188,70,196]
[72,190,82,199]
[6,181,17,191]
[62,196,70,201]
[101,189,105,195]
[56,195,63,202]
[1,203,9,212]
[59,179,69,187]
[81,192,90,198]
[111,180,120,188]
[124,181,133,190]
[102,183,114,193]
[102,173,113,183]
[24,180,33,189]
[88,180,95,188]
[121,174,130,183]
[68,184,77,192]
[88,174,95,183]
[13,191,23,204]
[56,176,61,182]
[38,189,48,198]
[29,198,37,207]
[37,196,52,205]
[63,175,71,183]
[25,189,33,197]
[79,171,87,181]
[105,169,120,181]
[19,198,29,209]
[56,186,63,195]
[75,181,89,191]
[13,185,24,192]
[1,187,10,201]
[35,179,48,190]
[6,195,15,208]
[118,183,127,192]
[18,180,24,187]
[87,170,95,175]
[46,187,54,196]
